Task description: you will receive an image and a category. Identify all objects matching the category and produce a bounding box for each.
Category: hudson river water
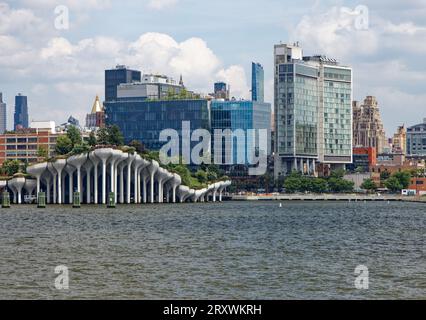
[0,201,425,299]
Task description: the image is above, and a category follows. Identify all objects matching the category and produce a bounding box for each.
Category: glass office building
[14,94,29,130]
[211,100,271,165]
[105,65,141,102]
[0,93,6,134]
[252,62,265,103]
[105,98,210,152]
[274,44,352,177]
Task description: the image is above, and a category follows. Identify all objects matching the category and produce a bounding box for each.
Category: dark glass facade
[252,62,264,103]
[105,66,141,102]
[14,94,29,130]
[105,99,210,151]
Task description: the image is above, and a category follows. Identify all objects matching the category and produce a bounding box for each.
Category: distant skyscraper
[14,94,29,130]
[0,93,6,134]
[105,65,142,102]
[86,95,105,129]
[392,125,406,154]
[353,96,387,154]
[214,82,229,100]
[274,43,353,177]
[252,62,264,102]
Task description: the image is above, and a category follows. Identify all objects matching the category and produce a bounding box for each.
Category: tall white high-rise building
[0,93,6,134]
[274,43,353,178]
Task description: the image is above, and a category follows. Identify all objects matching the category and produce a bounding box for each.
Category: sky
[0,0,425,135]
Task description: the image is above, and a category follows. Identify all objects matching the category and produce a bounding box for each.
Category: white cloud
[147,0,178,10]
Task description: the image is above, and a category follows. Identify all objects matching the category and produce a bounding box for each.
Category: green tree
[385,176,403,192]
[129,140,145,153]
[392,171,411,189]
[55,135,73,155]
[37,146,48,159]
[87,131,97,147]
[361,178,377,192]
[96,127,109,146]
[108,125,124,146]
[66,125,82,147]
[2,159,21,176]
[284,175,302,193]
[380,170,391,181]
[72,142,90,155]
[311,178,329,193]
[328,177,354,193]
[195,170,208,184]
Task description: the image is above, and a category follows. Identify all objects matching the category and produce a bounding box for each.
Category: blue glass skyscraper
[14,94,29,130]
[105,65,141,102]
[0,93,6,134]
[252,62,264,103]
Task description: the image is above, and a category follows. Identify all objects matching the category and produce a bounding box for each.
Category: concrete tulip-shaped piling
[218,181,232,202]
[8,176,26,204]
[82,160,93,204]
[138,159,150,203]
[47,163,58,204]
[67,153,88,195]
[26,162,48,195]
[24,179,37,203]
[155,167,172,203]
[117,159,127,204]
[111,150,128,203]
[41,171,53,204]
[124,154,135,204]
[141,168,150,203]
[93,148,112,204]
[88,151,101,204]
[177,185,190,203]
[147,160,159,204]
[132,154,145,204]
[64,165,76,204]
[108,150,123,202]
[52,159,66,204]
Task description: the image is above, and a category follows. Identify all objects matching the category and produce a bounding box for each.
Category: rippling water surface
[0,201,425,299]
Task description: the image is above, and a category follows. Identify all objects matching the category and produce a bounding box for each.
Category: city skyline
[0,0,425,134]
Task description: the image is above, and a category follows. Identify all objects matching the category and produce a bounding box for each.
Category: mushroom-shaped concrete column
[177,185,190,203]
[47,163,58,204]
[64,165,76,204]
[212,182,222,202]
[24,179,37,200]
[93,148,112,204]
[170,174,182,203]
[26,162,48,194]
[41,171,53,204]
[82,160,93,204]
[88,151,101,204]
[67,153,88,194]
[132,155,145,203]
[141,168,150,203]
[125,154,135,204]
[52,159,66,204]
[155,168,172,203]
[137,158,150,204]
[8,176,26,204]
[218,181,232,202]
[192,189,206,203]
[117,157,128,204]
[114,152,128,203]
[147,160,159,204]
[108,149,123,198]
